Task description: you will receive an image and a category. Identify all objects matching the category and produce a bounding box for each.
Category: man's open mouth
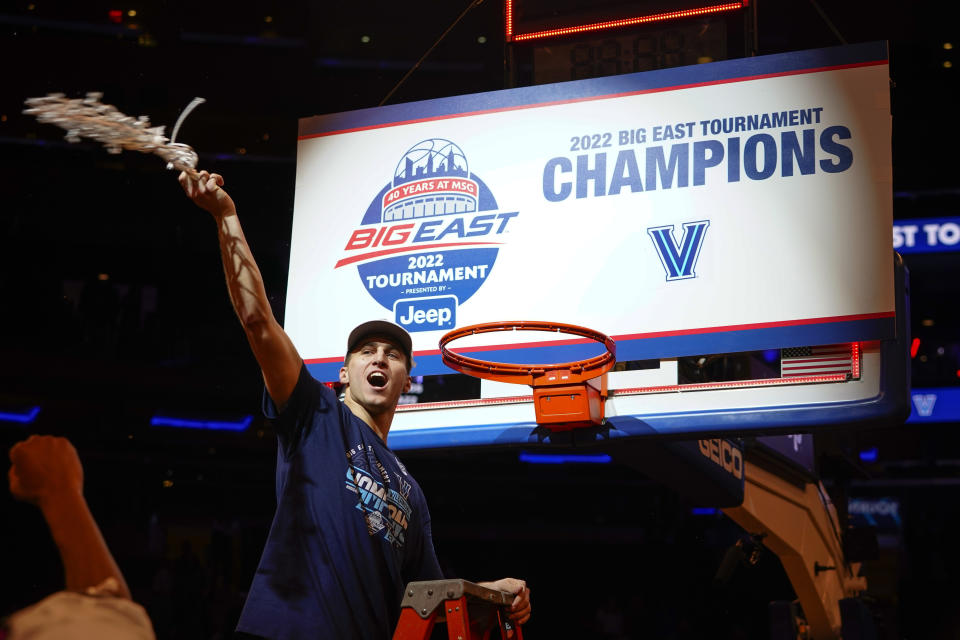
[367,371,388,388]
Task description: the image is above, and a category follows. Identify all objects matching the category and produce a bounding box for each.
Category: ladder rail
[393,579,524,640]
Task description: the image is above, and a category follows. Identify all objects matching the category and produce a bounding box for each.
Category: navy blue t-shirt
[237,365,443,639]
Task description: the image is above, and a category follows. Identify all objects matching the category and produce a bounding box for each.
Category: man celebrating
[180,170,530,638]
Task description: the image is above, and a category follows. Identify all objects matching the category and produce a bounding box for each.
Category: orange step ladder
[393,579,524,640]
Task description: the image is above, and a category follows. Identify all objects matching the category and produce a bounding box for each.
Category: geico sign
[698,438,744,480]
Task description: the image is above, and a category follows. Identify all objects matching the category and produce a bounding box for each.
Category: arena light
[505,0,748,43]
[518,452,612,464]
[0,406,41,424]
[150,414,253,431]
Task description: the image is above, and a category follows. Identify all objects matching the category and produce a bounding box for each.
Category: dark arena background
[2,1,960,638]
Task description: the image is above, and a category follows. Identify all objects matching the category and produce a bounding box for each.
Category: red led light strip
[612,373,849,396]
[505,0,747,43]
[397,395,533,411]
[395,371,847,412]
[850,342,861,379]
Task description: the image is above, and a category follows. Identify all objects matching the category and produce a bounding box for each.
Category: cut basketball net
[23,92,205,175]
[439,321,616,430]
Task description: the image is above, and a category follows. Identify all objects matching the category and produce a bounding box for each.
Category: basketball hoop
[439,321,616,430]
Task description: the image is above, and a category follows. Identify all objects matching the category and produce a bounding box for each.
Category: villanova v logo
[648,220,710,281]
[912,393,937,417]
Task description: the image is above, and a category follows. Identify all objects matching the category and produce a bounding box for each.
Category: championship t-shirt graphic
[344,445,413,548]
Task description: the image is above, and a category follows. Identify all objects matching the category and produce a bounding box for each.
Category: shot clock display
[532,18,728,83]
[505,0,753,85]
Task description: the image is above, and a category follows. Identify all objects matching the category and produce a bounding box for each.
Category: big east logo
[335,139,519,333]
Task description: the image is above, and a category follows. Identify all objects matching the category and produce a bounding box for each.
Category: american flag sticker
[780,344,855,378]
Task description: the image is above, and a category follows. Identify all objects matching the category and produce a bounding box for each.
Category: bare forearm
[180,170,300,404]
[216,211,274,329]
[212,209,301,404]
[40,493,131,598]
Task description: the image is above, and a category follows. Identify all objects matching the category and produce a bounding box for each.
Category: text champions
[542,108,853,202]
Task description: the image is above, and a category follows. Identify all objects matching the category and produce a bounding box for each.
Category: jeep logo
[396,296,456,332]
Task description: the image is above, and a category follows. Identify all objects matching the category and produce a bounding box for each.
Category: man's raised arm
[179,170,301,407]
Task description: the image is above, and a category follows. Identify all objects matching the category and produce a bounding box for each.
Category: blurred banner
[908,387,960,423]
[893,216,960,254]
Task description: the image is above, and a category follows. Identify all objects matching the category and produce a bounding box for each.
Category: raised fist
[9,435,84,507]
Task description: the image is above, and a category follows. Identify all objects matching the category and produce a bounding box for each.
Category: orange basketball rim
[439,321,617,430]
